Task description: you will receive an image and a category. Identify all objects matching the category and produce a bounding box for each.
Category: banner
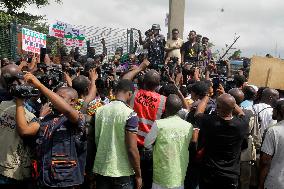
[49,21,86,47]
[22,28,46,54]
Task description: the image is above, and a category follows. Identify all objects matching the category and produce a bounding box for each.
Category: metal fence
[0,22,140,60]
[0,22,18,60]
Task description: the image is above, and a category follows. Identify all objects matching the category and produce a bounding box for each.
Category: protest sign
[49,21,86,47]
[248,56,284,90]
[49,20,68,38]
[22,28,46,54]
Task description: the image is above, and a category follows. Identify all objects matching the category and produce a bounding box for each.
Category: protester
[181,30,199,64]
[250,88,279,137]
[87,79,142,189]
[228,88,255,189]
[259,99,284,189]
[1,21,283,189]
[195,93,249,189]
[241,85,257,109]
[145,94,193,189]
[165,28,183,65]
[124,66,166,189]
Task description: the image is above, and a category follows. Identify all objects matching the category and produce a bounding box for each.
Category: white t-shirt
[261,120,284,189]
[246,103,276,136]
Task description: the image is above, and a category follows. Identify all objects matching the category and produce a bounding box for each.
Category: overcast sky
[26,0,284,58]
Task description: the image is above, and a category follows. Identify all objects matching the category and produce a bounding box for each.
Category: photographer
[15,73,87,188]
[0,64,37,187]
[165,28,183,65]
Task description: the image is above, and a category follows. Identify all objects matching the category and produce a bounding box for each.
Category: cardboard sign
[248,56,284,90]
[49,21,85,47]
[22,28,46,54]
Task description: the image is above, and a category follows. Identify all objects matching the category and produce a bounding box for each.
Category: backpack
[241,109,256,161]
[251,105,273,150]
[35,114,87,187]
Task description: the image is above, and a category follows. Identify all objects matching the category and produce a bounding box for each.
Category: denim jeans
[96,174,133,189]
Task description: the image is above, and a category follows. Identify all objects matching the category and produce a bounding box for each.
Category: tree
[0,0,61,14]
[0,0,61,59]
[0,0,61,30]
[229,49,242,60]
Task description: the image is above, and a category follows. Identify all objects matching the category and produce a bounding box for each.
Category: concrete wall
[168,0,185,39]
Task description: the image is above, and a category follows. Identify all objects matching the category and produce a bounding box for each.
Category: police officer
[143,24,166,70]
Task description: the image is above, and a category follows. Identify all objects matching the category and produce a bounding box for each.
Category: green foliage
[229,49,242,60]
[0,0,62,59]
[0,0,61,13]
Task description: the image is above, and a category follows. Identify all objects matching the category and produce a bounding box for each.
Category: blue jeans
[96,174,133,189]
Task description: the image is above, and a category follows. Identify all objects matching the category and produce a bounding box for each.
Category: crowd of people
[0,23,283,189]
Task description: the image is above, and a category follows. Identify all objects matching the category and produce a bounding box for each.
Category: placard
[49,20,85,47]
[22,28,46,54]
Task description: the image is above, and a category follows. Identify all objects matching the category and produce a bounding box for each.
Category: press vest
[153,115,193,188]
[130,89,166,146]
[36,114,87,187]
[94,101,135,177]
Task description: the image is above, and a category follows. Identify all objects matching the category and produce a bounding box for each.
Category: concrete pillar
[168,0,185,40]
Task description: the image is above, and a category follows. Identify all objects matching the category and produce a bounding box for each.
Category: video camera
[35,64,65,90]
[10,85,40,98]
[6,73,40,98]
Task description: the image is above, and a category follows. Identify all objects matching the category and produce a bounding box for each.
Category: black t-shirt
[181,41,199,63]
[196,114,249,179]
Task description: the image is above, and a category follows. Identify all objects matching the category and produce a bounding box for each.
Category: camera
[35,65,65,90]
[216,60,228,75]
[10,85,40,98]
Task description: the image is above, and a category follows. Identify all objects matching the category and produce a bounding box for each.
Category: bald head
[1,64,20,77]
[228,88,244,105]
[1,64,21,89]
[143,70,160,91]
[56,87,78,100]
[261,88,279,105]
[217,94,236,116]
[165,94,182,117]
